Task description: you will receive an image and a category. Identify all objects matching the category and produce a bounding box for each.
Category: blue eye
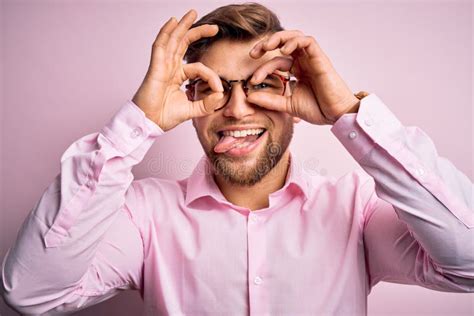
[254,83,271,90]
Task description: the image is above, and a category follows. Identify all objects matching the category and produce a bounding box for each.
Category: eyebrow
[217,73,253,82]
[218,72,289,82]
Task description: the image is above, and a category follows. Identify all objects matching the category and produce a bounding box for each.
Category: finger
[247,92,294,115]
[293,116,302,123]
[250,56,293,84]
[189,92,225,117]
[153,17,178,49]
[250,30,303,58]
[182,62,224,92]
[167,9,198,55]
[177,24,219,57]
[279,36,320,58]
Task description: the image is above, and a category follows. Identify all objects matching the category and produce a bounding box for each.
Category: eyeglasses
[185,72,292,111]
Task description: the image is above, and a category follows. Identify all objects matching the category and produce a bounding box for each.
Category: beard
[196,117,294,187]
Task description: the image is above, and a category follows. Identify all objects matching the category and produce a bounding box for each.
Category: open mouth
[214,128,267,156]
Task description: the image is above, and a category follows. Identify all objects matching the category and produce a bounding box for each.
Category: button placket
[247,213,268,314]
[250,214,261,224]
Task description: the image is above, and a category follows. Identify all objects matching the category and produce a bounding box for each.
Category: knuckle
[306,35,316,43]
[183,36,191,46]
[195,62,205,71]
[288,37,299,44]
[290,30,304,36]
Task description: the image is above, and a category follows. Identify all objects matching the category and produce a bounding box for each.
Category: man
[2,3,473,315]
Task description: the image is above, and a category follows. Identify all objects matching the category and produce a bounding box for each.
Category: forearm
[360,143,474,278]
[331,94,474,280]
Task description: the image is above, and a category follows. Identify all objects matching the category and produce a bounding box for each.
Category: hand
[247,30,360,125]
[132,10,224,131]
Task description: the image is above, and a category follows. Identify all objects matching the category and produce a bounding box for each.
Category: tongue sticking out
[214,134,260,153]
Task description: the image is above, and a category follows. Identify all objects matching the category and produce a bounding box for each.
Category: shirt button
[86,179,94,188]
[249,215,260,223]
[416,167,425,176]
[364,118,374,126]
[130,127,143,139]
[254,276,263,285]
[348,131,357,139]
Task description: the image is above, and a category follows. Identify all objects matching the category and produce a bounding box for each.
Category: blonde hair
[184,3,284,63]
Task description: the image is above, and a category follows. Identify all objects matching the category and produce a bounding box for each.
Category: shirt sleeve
[1,100,163,314]
[330,94,474,292]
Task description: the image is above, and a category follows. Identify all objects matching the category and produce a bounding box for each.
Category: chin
[210,141,284,186]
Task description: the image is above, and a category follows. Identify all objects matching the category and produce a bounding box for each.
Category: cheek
[192,117,213,142]
[192,117,206,132]
[268,113,293,134]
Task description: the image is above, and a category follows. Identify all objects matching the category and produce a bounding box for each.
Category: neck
[214,151,291,211]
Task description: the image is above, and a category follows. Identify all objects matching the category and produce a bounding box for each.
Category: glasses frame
[185,72,293,111]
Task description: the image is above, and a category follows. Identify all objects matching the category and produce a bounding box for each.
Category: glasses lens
[247,74,286,96]
[193,79,229,110]
[189,74,287,111]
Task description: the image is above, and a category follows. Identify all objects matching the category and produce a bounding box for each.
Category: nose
[222,83,256,119]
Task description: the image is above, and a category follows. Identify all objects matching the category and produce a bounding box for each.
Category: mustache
[209,119,269,133]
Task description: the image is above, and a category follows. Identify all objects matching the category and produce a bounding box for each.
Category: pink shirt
[2,94,473,315]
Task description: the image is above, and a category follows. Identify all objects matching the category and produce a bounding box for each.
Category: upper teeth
[222,128,265,137]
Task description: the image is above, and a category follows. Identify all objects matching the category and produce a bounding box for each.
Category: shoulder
[124,176,187,228]
[307,168,374,192]
[130,176,185,199]
[304,168,377,213]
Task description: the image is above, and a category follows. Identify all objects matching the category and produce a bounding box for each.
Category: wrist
[330,91,369,124]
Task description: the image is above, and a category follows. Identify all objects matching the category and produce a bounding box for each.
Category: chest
[140,200,368,315]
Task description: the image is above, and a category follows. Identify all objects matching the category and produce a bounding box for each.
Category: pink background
[1,0,473,315]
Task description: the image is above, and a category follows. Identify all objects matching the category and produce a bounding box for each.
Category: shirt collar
[184,152,310,207]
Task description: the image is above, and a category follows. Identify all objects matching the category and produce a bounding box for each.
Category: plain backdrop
[1,0,473,315]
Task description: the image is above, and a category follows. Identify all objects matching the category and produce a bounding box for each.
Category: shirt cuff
[99,100,164,156]
[330,93,403,160]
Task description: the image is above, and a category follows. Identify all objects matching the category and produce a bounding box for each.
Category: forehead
[198,38,283,79]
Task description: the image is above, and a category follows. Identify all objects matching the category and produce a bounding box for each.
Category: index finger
[250,30,304,59]
[250,56,293,85]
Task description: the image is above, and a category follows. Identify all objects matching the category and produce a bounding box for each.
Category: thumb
[247,92,294,115]
[188,92,225,118]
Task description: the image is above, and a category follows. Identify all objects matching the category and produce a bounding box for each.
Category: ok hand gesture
[132,10,224,131]
[247,31,362,125]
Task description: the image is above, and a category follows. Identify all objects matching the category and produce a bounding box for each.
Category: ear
[293,116,301,124]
